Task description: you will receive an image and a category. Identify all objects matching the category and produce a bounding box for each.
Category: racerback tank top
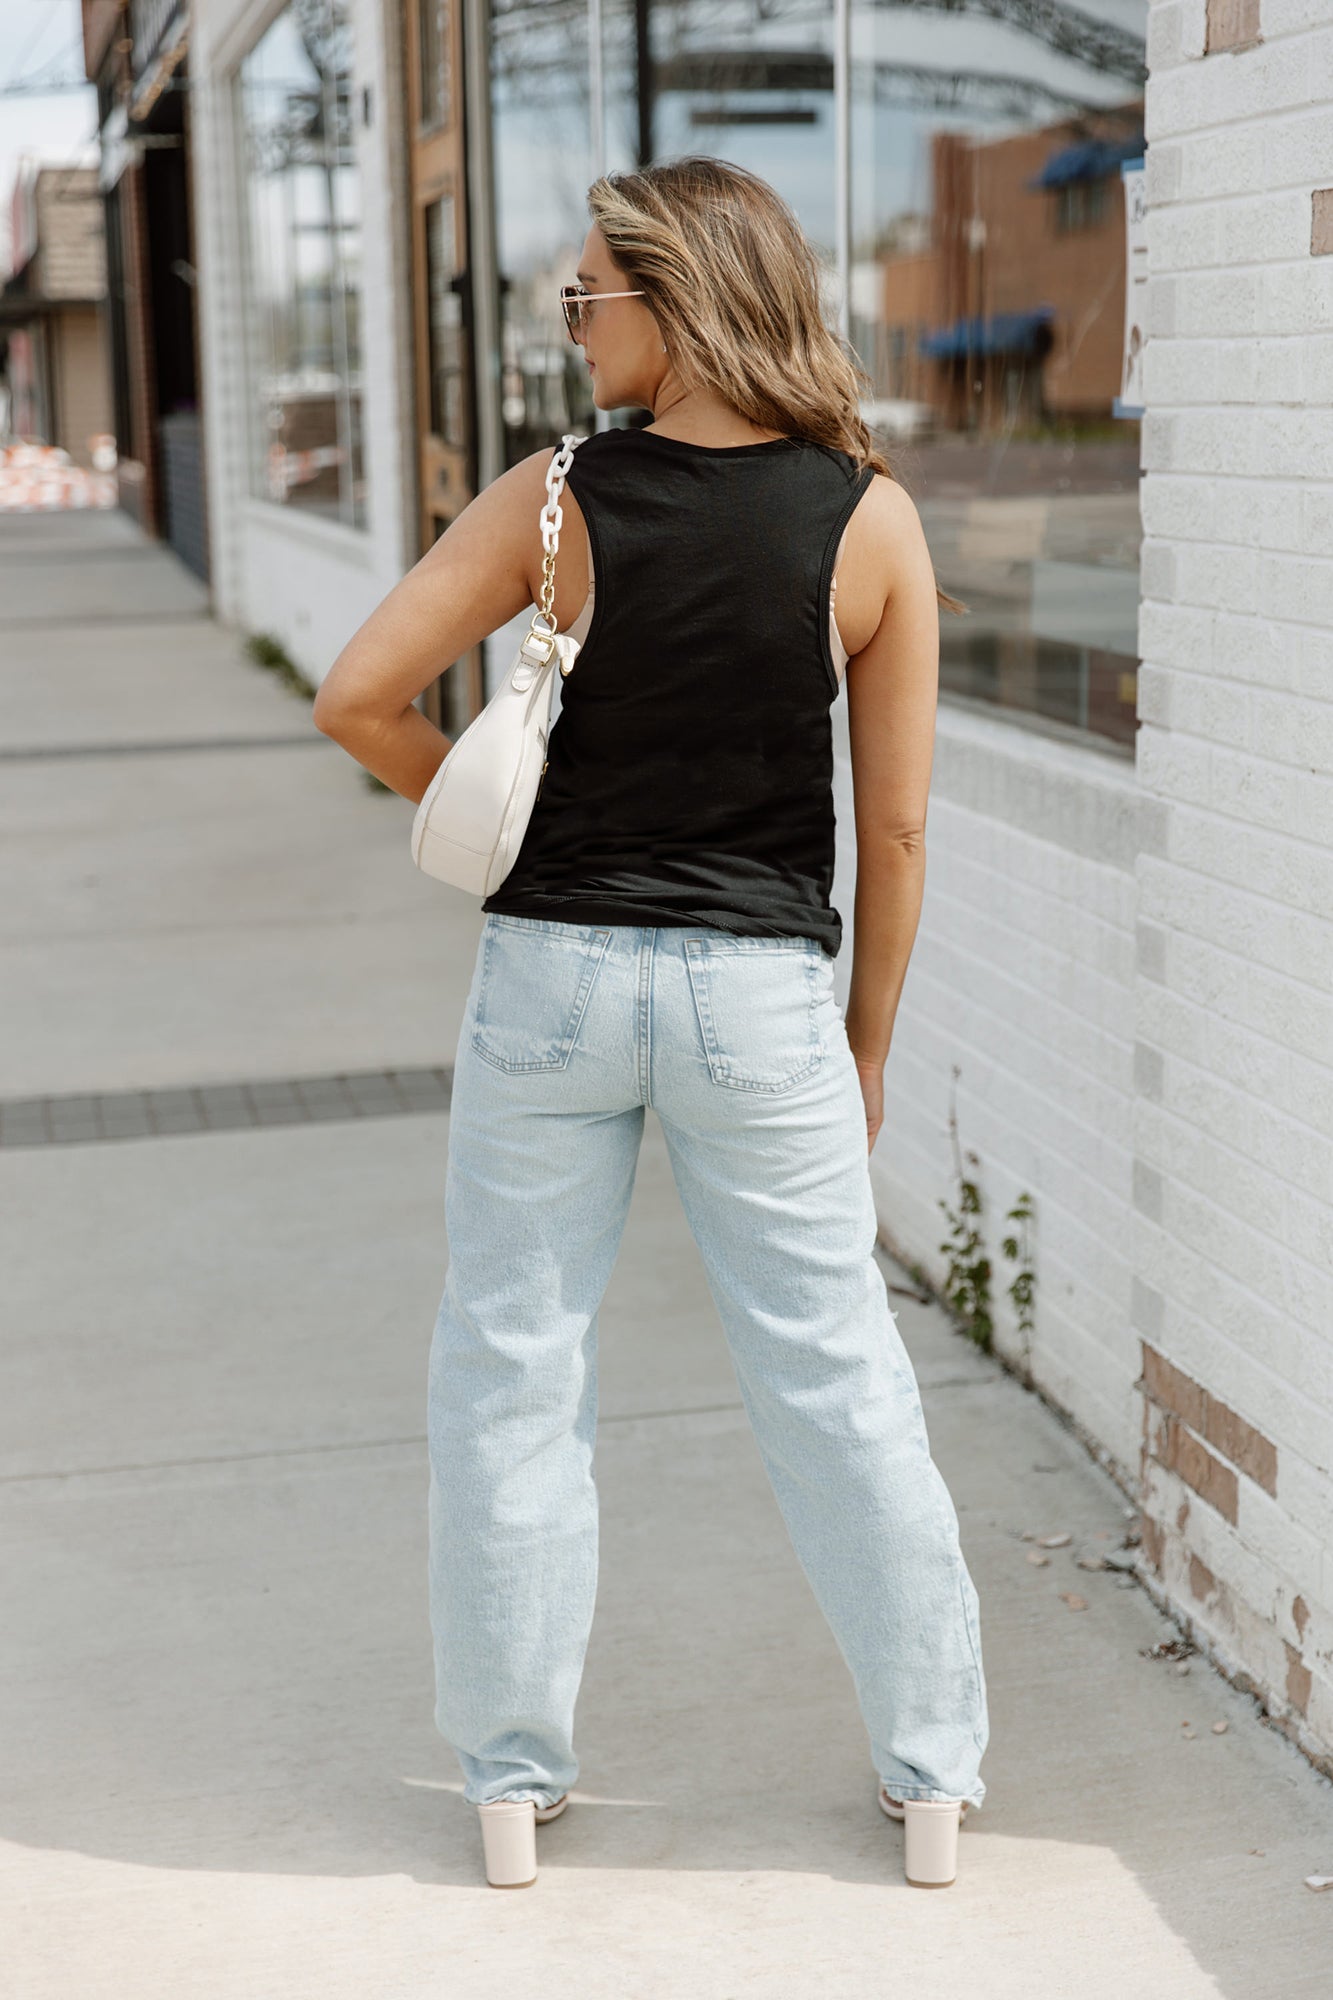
[480,425,875,958]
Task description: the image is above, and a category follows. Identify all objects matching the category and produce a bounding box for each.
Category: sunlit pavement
[2,510,1331,2000]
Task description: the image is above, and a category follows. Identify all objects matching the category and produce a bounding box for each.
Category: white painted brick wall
[1135,0,1332,1760]
[831,0,1333,1778]
[830,700,1144,1477]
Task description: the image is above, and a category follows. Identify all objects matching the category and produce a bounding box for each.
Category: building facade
[0,164,113,466]
[180,0,1332,1772]
[84,0,209,575]
[191,0,421,709]
[1129,0,1332,1770]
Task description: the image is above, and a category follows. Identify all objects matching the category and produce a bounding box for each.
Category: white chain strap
[531,432,582,639]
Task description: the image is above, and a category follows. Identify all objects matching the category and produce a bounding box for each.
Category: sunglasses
[559,282,647,341]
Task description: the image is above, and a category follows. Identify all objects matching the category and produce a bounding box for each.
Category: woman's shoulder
[495,433,609,518]
[799,436,887,489]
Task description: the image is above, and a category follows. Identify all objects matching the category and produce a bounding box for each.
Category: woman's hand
[853,1053,885,1154]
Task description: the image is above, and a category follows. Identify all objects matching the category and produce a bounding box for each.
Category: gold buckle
[521,626,556,664]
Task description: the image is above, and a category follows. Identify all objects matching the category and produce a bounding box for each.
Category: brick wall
[1131,0,1333,1768]
[33,168,105,301]
[832,702,1142,1476]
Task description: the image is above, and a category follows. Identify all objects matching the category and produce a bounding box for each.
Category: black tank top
[480,426,874,958]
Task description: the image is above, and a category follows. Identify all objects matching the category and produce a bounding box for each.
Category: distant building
[0,163,113,467]
[874,113,1145,433]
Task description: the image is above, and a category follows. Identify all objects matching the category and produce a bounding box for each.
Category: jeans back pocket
[471,916,612,1073]
[684,935,828,1093]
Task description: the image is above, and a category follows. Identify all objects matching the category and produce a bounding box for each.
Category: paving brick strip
[0,1067,455,1147]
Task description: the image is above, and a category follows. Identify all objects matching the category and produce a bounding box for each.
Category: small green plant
[936,1066,1038,1358]
[1001,1190,1037,1368]
[243,631,319,702]
[938,1066,993,1353]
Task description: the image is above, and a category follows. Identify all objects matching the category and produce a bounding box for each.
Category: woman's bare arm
[311,446,570,802]
[843,475,941,1142]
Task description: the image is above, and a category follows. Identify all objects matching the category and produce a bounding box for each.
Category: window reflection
[488,0,840,465]
[484,0,1146,748]
[599,6,838,260]
[238,0,366,529]
[851,0,1147,746]
[489,0,597,463]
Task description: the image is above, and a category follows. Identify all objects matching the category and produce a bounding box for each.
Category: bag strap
[522,432,583,665]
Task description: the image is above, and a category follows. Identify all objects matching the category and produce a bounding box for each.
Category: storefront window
[850,0,1147,748]
[485,0,1146,749]
[487,1,596,466]
[487,0,840,468]
[237,0,366,528]
[595,3,838,263]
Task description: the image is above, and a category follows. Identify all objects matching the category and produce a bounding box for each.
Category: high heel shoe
[877,1782,971,1888]
[477,1791,569,1887]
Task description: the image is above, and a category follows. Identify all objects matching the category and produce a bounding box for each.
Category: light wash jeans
[427,913,989,1814]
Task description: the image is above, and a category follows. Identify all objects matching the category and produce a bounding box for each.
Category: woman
[314,156,989,1892]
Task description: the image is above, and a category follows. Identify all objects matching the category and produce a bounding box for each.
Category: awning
[1029,134,1145,189]
[918,306,1054,360]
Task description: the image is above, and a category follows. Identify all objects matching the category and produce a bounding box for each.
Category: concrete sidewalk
[2,512,1330,1999]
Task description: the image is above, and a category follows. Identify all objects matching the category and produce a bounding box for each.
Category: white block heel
[477,1792,569,1888]
[877,1783,970,1888]
[903,1799,963,1887]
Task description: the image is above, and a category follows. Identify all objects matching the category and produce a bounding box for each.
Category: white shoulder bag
[410,431,585,895]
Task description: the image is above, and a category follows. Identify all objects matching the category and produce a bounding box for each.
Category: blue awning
[918,306,1054,360]
[1029,133,1145,189]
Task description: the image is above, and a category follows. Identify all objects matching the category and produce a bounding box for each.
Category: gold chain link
[537,545,558,623]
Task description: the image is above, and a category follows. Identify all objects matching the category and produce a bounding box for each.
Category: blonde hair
[586,155,966,615]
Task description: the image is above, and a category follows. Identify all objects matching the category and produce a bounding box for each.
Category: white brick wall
[832,0,1333,1780]
[192,0,415,676]
[1134,0,1333,1765]
[831,701,1142,1480]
